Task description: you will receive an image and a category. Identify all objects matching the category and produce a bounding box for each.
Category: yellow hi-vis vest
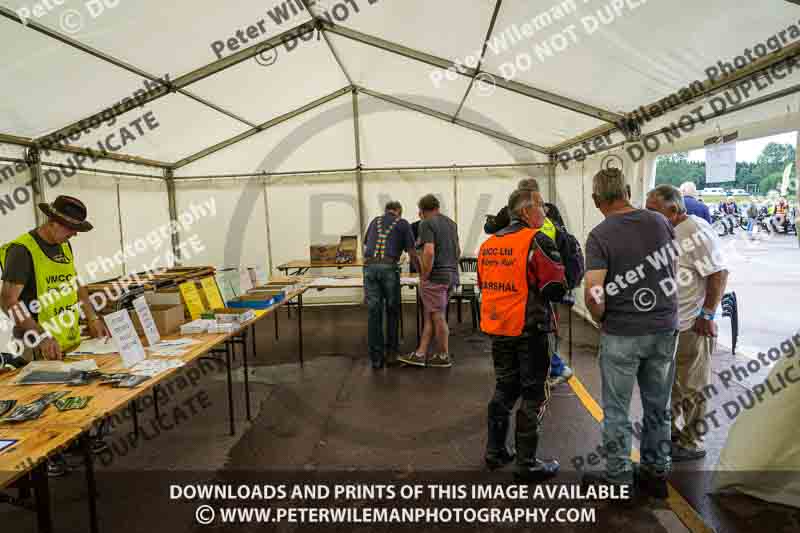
[0,233,81,351]
[541,218,557,242]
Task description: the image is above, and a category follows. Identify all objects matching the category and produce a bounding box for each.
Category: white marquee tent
[2,0,800,510]
[1,0,800,314]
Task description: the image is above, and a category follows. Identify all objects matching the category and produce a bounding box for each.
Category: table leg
[274,308,280,341]
[31,463,53,533]
[244,329,251,422]
[82,435,99,533]
[226,341,235,436]
[131,399,139,440]
[298,294,304,367]
[153,385,160,420]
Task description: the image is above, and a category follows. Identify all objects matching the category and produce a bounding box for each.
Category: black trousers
[488,332,553,465]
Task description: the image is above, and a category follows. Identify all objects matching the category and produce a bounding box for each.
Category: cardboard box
[336,235,358,264]
[132,304,185,336]
[310,244,339,264]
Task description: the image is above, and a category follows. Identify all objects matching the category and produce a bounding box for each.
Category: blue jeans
[364,264,401,364]
[598,331,678,483]
[747,218,755,233]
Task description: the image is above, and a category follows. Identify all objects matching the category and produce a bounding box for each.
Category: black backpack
[545,203,585,290]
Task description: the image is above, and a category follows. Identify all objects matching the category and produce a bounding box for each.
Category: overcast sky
[688,131,797,163]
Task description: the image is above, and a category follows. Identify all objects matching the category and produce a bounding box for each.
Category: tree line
[655,142,796,196]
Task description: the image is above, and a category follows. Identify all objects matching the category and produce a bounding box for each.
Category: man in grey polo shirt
[582,169,679,499]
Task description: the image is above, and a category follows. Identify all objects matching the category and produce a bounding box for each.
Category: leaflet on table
[130,359,184,377]
[239,268,253,293]
[103,310,147,369]
[133,295,161,346]
[67,337,120,355]
[179,281,206,320]
[215,270,239,301]
[200,277,225,309]
[145,338,200,357]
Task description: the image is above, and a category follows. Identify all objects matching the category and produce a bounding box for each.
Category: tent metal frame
[1,7,799,183]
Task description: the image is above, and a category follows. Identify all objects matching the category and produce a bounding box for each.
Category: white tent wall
[44,173,125,283]
[173,179,267,272]
[268,172,362,304]
[0,167,35,245]
[455,166,550,258]
[118,179,172,275]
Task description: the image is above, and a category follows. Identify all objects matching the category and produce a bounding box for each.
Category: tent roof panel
[190,36,350,125]
[461,85,607,148]
[336,0,494,63]
[68,93,250,162]
[328,33,471,116]
[358,93,544,168]
[174,94,356,176]
[0,17,159,137]
[484,0,800,112]
[1,0,312,77]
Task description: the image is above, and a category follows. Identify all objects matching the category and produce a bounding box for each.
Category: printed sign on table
[179,281,206,320]
[133,295,161,346]
[200,277,225,310]
[103,310,146,369]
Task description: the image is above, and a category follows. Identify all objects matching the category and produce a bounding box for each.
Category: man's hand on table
[39,337,63,360]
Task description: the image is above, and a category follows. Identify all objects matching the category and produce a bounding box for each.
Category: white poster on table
[705,142,737,184]
[103,310,147,369]
[239,268,253,292]
[133,295,161,346]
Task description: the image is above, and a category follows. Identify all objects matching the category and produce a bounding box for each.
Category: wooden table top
[0,425,83,489]
[0,286,307,485]
[277,259,364,269]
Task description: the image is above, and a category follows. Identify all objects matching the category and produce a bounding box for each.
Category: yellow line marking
[568,375,715,533]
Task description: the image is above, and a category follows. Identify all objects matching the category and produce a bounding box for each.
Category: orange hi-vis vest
[478,227,538,336]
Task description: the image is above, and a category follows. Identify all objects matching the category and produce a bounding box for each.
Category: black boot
[485,417,515,470]
[513,407,559,482]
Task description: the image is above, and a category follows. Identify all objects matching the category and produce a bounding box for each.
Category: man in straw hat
[1,195,110,362]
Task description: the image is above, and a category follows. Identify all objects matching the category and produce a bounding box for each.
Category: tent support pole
[264,177,275,275]
[352,88,366,238]
[165,169,182,266]
[548,163,556,205]
[27,148,46,226]
[796,129,800,248]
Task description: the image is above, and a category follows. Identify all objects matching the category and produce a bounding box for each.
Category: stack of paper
[130,359,185,377]
[180,319,216,335]
[208,323,237,334]
[67,337,119,356]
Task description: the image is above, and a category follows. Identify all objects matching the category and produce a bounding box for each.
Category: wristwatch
[698,309,715,321]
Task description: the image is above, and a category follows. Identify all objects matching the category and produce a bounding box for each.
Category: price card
[179,281,206,320]
[133,295,161,346]
[103,310,146,369]
[200,277,225,310]
[239,268,253,292]
[215,271,238,303]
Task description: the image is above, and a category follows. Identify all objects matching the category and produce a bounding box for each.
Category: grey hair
[517,178,540,192]
[648,184,687,214]
[679,181,698,197]
[508,189,535,217]
[592,168,628,204]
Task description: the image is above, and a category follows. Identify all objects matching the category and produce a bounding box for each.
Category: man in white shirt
[646,185,729,461]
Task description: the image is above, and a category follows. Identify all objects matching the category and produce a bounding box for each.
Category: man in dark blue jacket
[680,182,711,224]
